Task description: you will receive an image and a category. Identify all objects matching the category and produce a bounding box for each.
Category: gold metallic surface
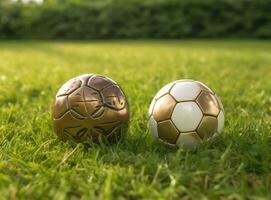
[157,120,180,144]
[197,81,214,94]
[52,74,129,143]
[152,94,176,122]
[197,116,218,139]
[196,91,220,116]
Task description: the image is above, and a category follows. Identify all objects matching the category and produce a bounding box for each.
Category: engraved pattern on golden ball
[52,74,129,143]
[148,80,225,149]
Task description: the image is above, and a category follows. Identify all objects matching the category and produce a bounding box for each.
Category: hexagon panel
[170,81,202,102]
[157,120,180,144]
[196,81,214,94]
[171,102,203,132]
[197,116,218,139]
[217,110,225,134]
[148,98,156,117]
[196,91,220,116]
[176,132,202,149]
[152,94,176,122]
[148,116,158,139]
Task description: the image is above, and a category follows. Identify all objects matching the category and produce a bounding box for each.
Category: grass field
[0,40,271,200]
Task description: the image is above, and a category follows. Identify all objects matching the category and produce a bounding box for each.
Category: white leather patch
[170,81,201,101]
[171,102,203,132]
[148,116,158,139]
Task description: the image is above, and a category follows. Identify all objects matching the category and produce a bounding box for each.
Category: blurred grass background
[0,0,271,39]
[0,40,270,199]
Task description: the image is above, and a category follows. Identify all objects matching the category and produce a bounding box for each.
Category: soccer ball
[52,74,129,143]
[148,80,224,149]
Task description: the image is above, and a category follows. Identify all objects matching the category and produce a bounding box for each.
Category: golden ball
[52,74,129,143]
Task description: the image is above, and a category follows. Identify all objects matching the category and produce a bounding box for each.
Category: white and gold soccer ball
[148,80,224,149]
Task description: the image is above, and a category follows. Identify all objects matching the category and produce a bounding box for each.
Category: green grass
[0,40,271,200]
